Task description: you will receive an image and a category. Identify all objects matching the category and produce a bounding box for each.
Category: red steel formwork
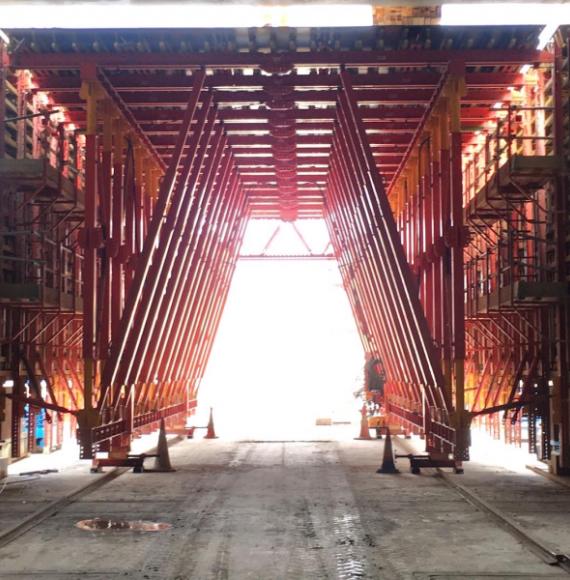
[0,25,568,471]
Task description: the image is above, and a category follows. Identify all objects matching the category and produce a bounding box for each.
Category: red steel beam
[144,145,235,387]
[32,71,525,92]
[340,70,446,399]
[328,130,415,400]
[168,171,244,382]
[49,87,511,108]
[111,97,216,397]
[99,69,206,401]
[181,193,248,395]
[66,105,510,130]
[387,70,449,195]
[11,48,552,69]
[131,124,226,387]
[135,123,225,389]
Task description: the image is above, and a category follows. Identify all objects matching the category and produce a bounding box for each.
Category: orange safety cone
[150,418,175,472]
[204,407,218,439]
[354,404,372,440]
[376,428,399,474]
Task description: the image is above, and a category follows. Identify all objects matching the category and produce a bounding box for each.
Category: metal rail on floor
[436,470,570,573]
[526,464,570,490]
[0,465,128,550]
[395,437,570,574]
[0,436,183,550]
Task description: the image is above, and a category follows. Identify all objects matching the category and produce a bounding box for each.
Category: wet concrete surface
[0,431,569,579]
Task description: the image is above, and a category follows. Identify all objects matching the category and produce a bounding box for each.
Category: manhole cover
[76,518,172,532]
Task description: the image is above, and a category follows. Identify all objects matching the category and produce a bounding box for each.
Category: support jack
[395,453,464,475]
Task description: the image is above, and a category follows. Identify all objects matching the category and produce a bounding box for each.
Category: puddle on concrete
[76,518,172,532]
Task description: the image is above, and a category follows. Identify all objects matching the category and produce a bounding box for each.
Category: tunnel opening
[197,218,364,440]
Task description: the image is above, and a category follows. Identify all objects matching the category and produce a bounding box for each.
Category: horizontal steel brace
[92,401,189,444]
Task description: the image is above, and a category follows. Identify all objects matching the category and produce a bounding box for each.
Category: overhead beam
[49,87,511,107]
[63,105,506,127]
[31,71,525,92]
[11,48,552,69]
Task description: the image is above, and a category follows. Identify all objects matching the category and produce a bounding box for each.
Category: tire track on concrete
[330,442,406,580]
[123,440,404,579]
[211,515,230,580]
[325,450,389,579]
[283,441,397,580]
[138,442,252,579]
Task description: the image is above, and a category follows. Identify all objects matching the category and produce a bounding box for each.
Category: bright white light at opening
[537,23,559,50]
[441,3,570,26]
[198,219,364,440]
[0,4,373,28]
[2,380,14,388]
[441,4,568,72]
[0,29,9,44]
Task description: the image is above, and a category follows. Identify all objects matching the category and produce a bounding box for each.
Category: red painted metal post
[448,66,468,459]
[164,170,241,385]
[112,99,214,397]
[97,103,112,361]
[0,37,7,158]
[77,67,103,455]
[338,93,434,406]
[175,165,246,381]
[110,117,125,345]
[552,40,570,473]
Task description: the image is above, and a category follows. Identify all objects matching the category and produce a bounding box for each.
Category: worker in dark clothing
[364,356,386,397]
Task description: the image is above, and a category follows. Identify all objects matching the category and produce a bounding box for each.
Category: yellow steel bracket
[113,117,125,164]
[79,79,105,136]
[445,71,467,134]
[438,98,450,151]
[102,100,114,154]
[429,109,441,158]
[145,158,154,199]
[135,145,144,189]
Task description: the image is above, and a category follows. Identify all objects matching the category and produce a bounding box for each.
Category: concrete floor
[0,428,569,579]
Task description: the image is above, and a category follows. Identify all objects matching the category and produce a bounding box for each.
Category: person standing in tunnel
[364,355,386,398]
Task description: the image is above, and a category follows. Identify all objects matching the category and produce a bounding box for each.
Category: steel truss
[0,25,568,470]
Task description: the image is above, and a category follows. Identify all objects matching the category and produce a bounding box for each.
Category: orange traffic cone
[204,407,218,439]
[354,404,372,440]
[376,428,399,474]
[150,418,175,472]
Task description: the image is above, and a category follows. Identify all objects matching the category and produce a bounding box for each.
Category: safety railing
[463,104,555,209]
